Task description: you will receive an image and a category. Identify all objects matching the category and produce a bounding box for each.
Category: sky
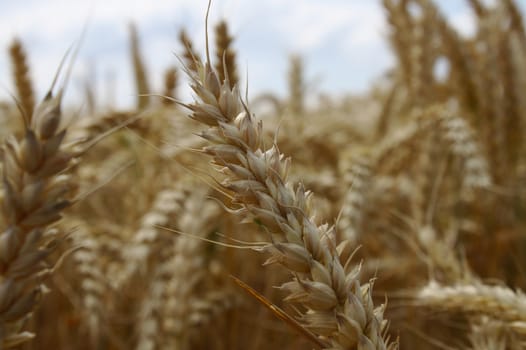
[0,0,524,110]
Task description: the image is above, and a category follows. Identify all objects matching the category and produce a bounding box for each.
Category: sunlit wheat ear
[338,155,374,245]
[8,38,35,121]
[161,188,223,349]
[176,7,396,346]
[136,243,171,350]
[0,50,87,348]
[417,106,492,194]
[72,223,106,345]
[417,280,526,336]
[116,188,186,289]
[135,186,226,350]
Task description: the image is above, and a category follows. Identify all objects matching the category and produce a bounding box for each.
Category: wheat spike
[129,23,151,109]
[418,281,526,331]
[214,20,239,89]
[338,156,374,245]
[0,80,85,347]
[288,54,305,115]
[162,66,178,106]
[8,38,35,121]
[179,29,201,74]
[72,223,106,346]
[117,188,186,289]
[161,188,221,348]
[179,43,395,348]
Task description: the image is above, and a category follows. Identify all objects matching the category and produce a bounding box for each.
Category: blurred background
[1,0,522,109]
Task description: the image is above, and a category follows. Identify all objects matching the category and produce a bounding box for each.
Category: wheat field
[1,0,526,349]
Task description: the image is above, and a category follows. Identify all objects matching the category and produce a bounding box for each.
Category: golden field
[1,0,526,349]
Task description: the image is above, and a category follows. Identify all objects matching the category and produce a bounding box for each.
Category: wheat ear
[129,23,151,109]
[0,83,83,347]
[8,38,35,120]
[288,54,305,115]
[180,51,395,348]
[338,156,374,245]
[214,20,238,89]
[162,66,178,106]
[418,281,526,334]
[116,188,186,289]
[179,29,201,75]
[72,223,106,345]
